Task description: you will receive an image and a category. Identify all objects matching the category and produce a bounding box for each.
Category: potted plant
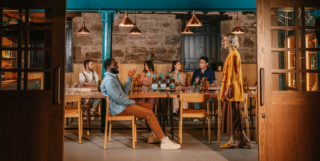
[215,61,224,71]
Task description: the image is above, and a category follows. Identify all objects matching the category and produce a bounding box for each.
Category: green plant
[193,82,199,86]
[214,61,224,70]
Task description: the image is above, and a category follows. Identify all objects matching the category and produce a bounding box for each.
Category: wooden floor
[64,118,258,161]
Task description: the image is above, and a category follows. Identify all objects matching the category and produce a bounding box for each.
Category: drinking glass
[92,80,95,88]
[65,84,69,93]
[70,86,75,94]
[213,80,217,86]
[195,85,200,93]
[176,86,181,94]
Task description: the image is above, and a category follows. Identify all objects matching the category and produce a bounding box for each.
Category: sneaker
[160,136,181,150]
[148,132,160,144]
[193,118,200,122]
[173,109,177,114]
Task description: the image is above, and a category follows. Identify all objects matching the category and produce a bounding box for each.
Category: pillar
[99,10,116,78]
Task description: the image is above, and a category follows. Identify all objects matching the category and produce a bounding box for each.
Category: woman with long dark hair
[137,60,158,143]
[169,61,188,113]
[220,33,251,149]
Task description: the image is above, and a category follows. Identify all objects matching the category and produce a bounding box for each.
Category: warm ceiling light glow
[118,11,134,27]
[182,21,193,34]
[129,11,141,34]
[187,10,202,27]
[231,12,244,34]
[77,13,90,34]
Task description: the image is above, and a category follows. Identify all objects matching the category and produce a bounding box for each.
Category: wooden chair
[65,94,83,144]
[216,93,250,144]
[179,94,211,144]
[103,96,137,149]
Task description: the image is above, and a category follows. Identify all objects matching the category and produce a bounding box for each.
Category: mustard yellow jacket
[220,48,243,102]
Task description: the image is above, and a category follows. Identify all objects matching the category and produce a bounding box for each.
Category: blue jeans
[194,98,213,111]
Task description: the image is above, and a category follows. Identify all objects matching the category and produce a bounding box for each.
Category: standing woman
[220,33,251,149]
[137,60,156,108]
[169,61,188,113]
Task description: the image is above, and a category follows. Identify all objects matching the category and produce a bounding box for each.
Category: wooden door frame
[257,0,320,160]
[0,0,66,161]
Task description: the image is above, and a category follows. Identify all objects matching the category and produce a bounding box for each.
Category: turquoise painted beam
[67,0,256,11]
[99,10,116,78]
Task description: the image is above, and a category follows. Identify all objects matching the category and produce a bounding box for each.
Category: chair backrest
[105,96,110,116]
[65,94,81,114]
[180,94,210,113]
[65,94,81,103]
[180,94,208,103]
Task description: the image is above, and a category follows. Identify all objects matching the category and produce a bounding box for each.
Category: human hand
[195,77,200,83]
[128,67,137,78]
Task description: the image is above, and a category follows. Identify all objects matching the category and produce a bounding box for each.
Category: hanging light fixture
[231,12,244,34]
[118,0,134,27]
[129,11,141,34]
[181,21,193,34]
[77,13,90,34]
[187,10,202,26]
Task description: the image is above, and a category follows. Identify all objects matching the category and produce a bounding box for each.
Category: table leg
[250,98,254,139]
[159,98,162,125]
[87,98,91,135]
[170,98,174,140]
[162,98,166,133]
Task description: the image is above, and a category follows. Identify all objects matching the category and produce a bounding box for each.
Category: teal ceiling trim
[67,0,256,11]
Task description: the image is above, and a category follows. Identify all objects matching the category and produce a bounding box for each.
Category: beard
[110,67,119,74]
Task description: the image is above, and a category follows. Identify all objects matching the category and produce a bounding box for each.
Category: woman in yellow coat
[220,33,251,149]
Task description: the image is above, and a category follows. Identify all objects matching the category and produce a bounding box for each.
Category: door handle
[260,68,264,106]
[53,67,61,104]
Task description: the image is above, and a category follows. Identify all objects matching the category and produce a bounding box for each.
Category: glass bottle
[158,73,162,86]
[170,75,175,92]
[166,72,171,87]
[132,77,138,94]
[186,74,191,86]
[161,75,166,90]
[202,77,208,92]
[152,74,158,91]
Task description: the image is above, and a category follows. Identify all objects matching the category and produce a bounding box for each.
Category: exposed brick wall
[72,13,103,63]
[221,12,257,64]
[112,13,181,63]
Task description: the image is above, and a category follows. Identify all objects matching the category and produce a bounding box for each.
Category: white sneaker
[160,136,181,150]
[173,109,177,114]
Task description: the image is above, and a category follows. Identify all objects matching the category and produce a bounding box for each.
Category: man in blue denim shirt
[101,58,180,149]
[191,56,216,122]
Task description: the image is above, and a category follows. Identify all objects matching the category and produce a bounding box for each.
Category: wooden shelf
[2,57,18,60]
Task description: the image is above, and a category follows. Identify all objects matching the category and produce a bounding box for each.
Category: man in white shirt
[79,60,101,118]
[79,60,99,85]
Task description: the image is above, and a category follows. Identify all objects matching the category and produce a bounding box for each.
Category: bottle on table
[166,72,171,87]
[160,75,166,90]
[202,77,208,92]
[158,73,162,86]
[152,74,158,91]
[132,77,139,94]
[186,74,191,86]
[170,75,175,92]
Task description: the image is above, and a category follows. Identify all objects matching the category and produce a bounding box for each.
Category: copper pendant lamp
[231,12,244,34]
[129,12,141,34]
[181,21,193,34]
[77,13,90,34]
[187,10,202,26]
[119,11,134,27]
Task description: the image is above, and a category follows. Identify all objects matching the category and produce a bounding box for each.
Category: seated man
[101,58,180,150]
[191,56,216,122]
[79,60,101,117]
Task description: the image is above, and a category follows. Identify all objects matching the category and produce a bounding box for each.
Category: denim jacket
[101,72,135,116]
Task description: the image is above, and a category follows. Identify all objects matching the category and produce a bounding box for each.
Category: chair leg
[218,115,221,144]
[179,119,183,144]
[86,108,90,135]
[80,114,83,138]
[203,118,206,138]
[214,114,217,137]
[103,120,108,149]
[208,117,211,144]
[78,117,81,144]
[135,118,137,142]
[108,121,112,142]
[132,119,135,149]
[245,117,250,139]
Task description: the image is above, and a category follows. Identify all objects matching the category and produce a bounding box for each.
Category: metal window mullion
[24,9,29,90]
[294,7,300,91]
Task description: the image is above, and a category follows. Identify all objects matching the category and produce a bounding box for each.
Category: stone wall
[72,13,103,63]
[221,12,257,64]
[112,13,181,63]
